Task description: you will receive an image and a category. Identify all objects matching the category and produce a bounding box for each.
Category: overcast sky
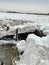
[0,0,49,4]
[0,0,49,13]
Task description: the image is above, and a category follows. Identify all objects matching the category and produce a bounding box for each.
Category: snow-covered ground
[0,12,49,37]
[16,34,49,65]
[0,12,49,21]
[0,12,49,65]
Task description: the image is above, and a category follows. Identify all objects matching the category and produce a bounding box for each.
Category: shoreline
[0,11,49,15]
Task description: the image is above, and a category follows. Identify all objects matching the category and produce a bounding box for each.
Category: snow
[0,12,49,65]
[15,34,49,65]
[0,12,49,22]
[26,34,42,45]
[17,40,26,54]
[0,12,49,37]
[26,34,49,47]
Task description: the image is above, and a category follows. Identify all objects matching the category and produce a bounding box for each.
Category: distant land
[0,11,49,15]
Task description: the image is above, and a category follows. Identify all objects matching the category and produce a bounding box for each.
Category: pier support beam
[16,28,18,41]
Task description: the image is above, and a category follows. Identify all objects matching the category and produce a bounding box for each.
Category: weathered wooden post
[0,43,16,65]
[16,28,18,41]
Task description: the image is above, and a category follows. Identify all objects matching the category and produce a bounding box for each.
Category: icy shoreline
[0,12,49,37]
[0,12,49,65]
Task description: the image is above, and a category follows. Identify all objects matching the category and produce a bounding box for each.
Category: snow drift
[15,34,49,65]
